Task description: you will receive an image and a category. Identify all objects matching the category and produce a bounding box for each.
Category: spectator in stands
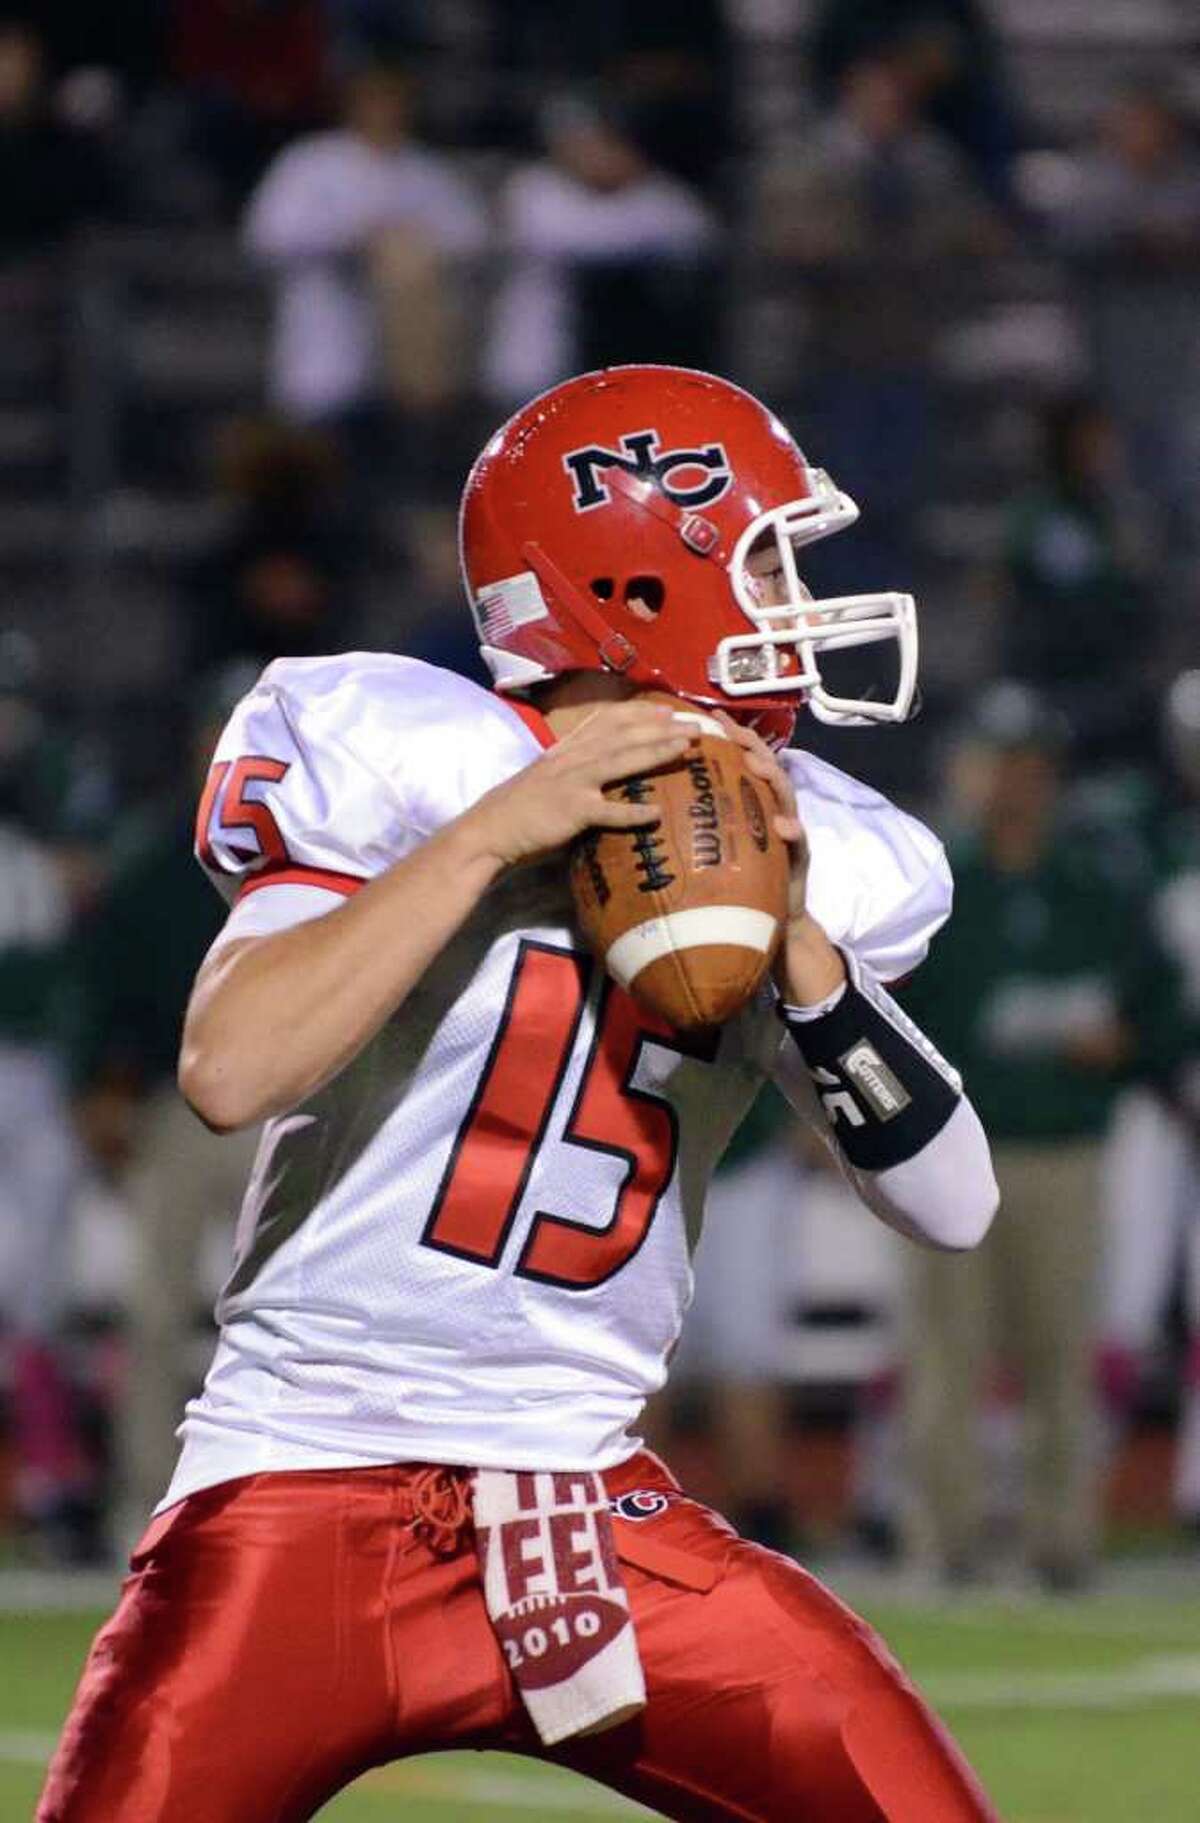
[244,61,486,432]
[0,18,115,256]
[494,0,734,192]
[322,0,434,69]
[169,0,331,207]
[900,682,1185,1590]
[588,2,734,194]
[484,90,715,407]
[1001,394,1160,773]
[185,417,362,675]
[1042,82,1200,536]
[381,503,490,687]
[34,1,164,102]
[0,634,95,1562]
[754,49,997,592]
[808,0,1020,204]
[73,665,262,1550]
[759,48,996,270]
[1048,82,1200,263]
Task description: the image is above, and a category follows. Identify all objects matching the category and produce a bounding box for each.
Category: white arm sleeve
[764,750,996,1246]
[775,1043,998,1251]
[841,1096,998,1252]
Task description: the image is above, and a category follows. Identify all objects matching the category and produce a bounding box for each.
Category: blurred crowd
[1,0,1199,1576]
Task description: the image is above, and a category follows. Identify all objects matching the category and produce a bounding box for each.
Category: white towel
[473,1467,647,1746]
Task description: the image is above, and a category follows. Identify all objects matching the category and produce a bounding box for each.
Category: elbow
[924,1168,999,1252]
[917,1126,1000,1252]
[861,1098,1000,1251]
[177,1044,258,1135]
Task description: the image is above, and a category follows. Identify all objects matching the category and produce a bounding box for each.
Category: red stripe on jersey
[501,695,557,750]
[236,865,366,901]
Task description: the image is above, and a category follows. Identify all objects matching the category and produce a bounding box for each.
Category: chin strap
[520,540,641,674]
[601,466,729,560]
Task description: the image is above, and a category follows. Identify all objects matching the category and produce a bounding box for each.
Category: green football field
[6,1579,1199,1821]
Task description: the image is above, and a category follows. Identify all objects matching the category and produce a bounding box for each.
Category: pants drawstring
[401,1466,472,1556]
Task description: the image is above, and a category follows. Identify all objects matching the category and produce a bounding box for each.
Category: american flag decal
[479,589,514,641]
[474,570,551,642]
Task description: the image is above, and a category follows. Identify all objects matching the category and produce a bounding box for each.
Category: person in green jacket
[901,681,1184,1588]
[72,667,262,1551]
[0,634,104,1561]
[1090,672,1200,1535]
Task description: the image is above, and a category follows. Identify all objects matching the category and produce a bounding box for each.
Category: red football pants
[39,1452,997,1822]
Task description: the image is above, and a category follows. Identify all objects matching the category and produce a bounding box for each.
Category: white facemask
[709,470,919,726]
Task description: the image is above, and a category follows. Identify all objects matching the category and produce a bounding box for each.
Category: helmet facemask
[712,471,919,727]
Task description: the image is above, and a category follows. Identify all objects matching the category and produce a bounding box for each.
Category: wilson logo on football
[563,430,732,514]
[610,1490,671,1522]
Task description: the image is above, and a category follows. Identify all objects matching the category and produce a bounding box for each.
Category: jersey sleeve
[194,673,419,939]
[779,748,952,982]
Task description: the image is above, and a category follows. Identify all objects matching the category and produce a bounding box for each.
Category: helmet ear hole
[623,575,665,619]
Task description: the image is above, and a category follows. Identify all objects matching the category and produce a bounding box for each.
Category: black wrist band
[779,957,960,1170]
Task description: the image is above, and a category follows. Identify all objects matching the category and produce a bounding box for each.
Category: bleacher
[3,1,1197,784]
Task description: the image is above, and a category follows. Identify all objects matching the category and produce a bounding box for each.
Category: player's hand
[468,700,699,869]
[715,713,845,1006]
[714,712,810,920]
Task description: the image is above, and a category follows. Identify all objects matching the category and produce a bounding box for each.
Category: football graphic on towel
[569,697,790,1031]
[494,1591,630,1689]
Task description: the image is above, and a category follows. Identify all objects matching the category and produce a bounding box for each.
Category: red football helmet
[459,365,917,741]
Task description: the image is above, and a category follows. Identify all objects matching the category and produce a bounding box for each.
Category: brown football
[568,697,790,1032]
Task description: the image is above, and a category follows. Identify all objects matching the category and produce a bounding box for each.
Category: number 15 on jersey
[422,940,715,1292]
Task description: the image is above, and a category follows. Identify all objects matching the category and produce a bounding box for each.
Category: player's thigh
[37,1475,390,1823]
[557,1496,997,1822]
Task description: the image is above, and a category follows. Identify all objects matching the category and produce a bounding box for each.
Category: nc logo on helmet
[563,429,732,514]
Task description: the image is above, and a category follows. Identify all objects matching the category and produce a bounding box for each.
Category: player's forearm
[182,700,696,1131]
[179,815,503,1131]
[778,950,999,1250]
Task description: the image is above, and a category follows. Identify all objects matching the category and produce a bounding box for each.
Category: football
[569,697,790,1031]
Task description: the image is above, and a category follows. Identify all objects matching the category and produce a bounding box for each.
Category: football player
[41,367,999,1821]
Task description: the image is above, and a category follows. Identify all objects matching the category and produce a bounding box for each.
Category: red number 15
[421,941,712,1291]
[196,756,291,872]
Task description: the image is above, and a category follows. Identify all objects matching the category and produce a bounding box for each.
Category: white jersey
[162,654,951,1508]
